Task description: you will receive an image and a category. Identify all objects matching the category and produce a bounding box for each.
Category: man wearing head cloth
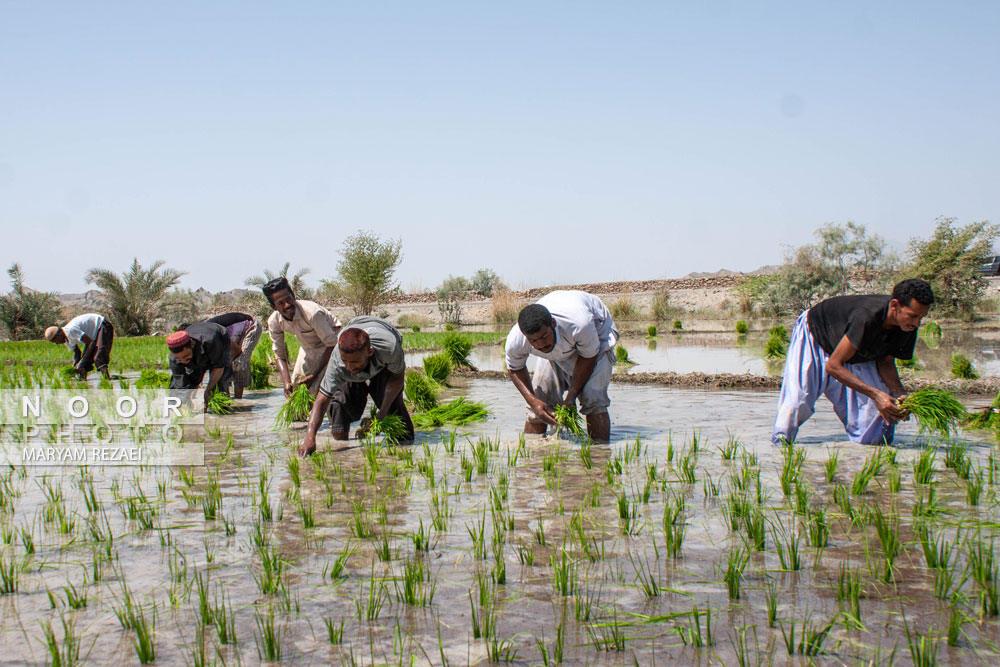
[44,313,115,380]
[261,277,342,398]
[166,322,233,407]
[298,316,412,456]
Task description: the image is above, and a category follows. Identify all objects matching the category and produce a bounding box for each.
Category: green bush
[735,320,748,335]
[0,264,64,341]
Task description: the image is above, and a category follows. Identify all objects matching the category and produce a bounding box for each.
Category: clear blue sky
[2,1,998,294]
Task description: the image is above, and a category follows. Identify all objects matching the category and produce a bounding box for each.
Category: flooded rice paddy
[3,377,1000,665]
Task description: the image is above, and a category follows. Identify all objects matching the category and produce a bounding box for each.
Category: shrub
[470,269,506,297]
[609,294,639,321]
[422,353,452,384]
[491,289,522,324]
[651,288,674,321]
[336,231,403,316]
[951,353,978,380]
[397,314,433,331]
[735,320,748,335]
[437,295,462,326]
[0,264,62,341]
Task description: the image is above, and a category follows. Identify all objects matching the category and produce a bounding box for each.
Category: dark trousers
[328,369,414,441]
[173,365,234,395]
[77,322,114,374]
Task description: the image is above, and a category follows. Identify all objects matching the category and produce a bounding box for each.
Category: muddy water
[1,381,998,665]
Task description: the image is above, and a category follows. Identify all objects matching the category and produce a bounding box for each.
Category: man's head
[166,330,194,364]
[44,326,66,344]
[338,328,373,375]
[518,304,557,353]
[888,278,934,332]
[262,277,296,321]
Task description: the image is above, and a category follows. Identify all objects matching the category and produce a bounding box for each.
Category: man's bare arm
[508,367,557,425]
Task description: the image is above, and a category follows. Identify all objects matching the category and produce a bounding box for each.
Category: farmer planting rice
[166,322,233,406]
[299,316,413,456]
[505,290,619,442]
[262,276,342,398]
[44,313,114,380]
[207,312,262,399]
[772,278,934,445]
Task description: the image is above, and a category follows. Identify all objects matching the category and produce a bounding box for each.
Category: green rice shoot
[442,333,474,368]
[135,369,171,389]
[899,389,968,438]
[422,353,452,384]
[405,370,439,412]
[411,397,488,429]
[553,404,586,439]
[274,384,315,428]
[206,389,236,415]
[367,406,409,443]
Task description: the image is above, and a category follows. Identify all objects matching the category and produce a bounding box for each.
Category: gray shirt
[318,316,406,397]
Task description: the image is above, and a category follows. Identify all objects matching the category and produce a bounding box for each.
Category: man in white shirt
[505,290,618,441]
[44,313,115,379]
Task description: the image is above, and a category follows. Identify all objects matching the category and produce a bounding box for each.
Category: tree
[244,262,312,299]
[817,221,897,294]
[470,269,506,297]
[0,264,63,340]
[903,217,999,319]
[85,259,185,336]
[337,231,403,315]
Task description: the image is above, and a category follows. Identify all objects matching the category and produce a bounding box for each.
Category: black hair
[262,277,293,306]
[518,304,553,335]
[891,278,934,307]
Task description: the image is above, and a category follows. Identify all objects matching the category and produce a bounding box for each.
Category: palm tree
[245,262,312,298]
[85,259,185,336]
[0,263,62,340]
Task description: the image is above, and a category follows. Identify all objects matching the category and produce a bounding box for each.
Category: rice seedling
[900,390,967,438]
[951,353,978,379]
[742,507,767,551]
[646,324,657,338]
[904,617,939,667]
[630,554,661,597]
[553,404,585,439]
[677,606,715,647]
[967,467,984,505]
[356,571,390,622]
[764,579,780,627]
[205,389,235,415]
[806,507,829,548]
[134,368,170,389]
[773,521,801,571]
[324,617,345,644]
[411,397,488,428]
[405,370,438,411]
[274,384,314,428]
[367,406,409,443]
[615,344,634,365]
[851,450,883,495]
[735,320,748,334]
[250,356,273,389]
[422,352,452,384]
[896,355,921,371]
[132,603,156,664]
[719,433,741,461]
[40,613,81,667]
[824,448,839,482]
[722,546,750,599]
[441,332,474,368]
[254,607,282,661]
[0,553,20,594]
[779,614,835,656]
[673,319,683,331]
[913,448,937,484]
[586,609,628,651]
[967,536,1000,616]
[868,506,901,582]
[550,547,578,596]
[947,603,970,647]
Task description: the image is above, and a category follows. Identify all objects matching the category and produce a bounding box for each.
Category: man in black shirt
[771,278,934,445]
[166,322,233,407]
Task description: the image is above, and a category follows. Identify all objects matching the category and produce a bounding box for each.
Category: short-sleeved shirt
[505,290,618,371]
[807,295,917,364]
[169,322,232,388]
[267,300,342,362]
[63,314,104,351]
[208,312,254,341]
[318,316,406,397]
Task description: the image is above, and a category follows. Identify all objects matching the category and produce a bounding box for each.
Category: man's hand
[356,417,374,439]
[283,381,294,399]
[874,391,906,424]
[298,433,317,457]
[528,397,557,426]
[894,394,912,421]
[561,393,579,409]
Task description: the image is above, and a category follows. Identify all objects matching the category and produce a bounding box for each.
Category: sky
[1,1,998,294]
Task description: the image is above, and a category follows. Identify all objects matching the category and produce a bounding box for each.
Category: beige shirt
[267,300,342,363]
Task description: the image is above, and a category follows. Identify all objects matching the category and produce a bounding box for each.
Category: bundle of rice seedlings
[646,325,657,338]
[405,370,439,412]
[135,369,171,389]
[951,353,978,380]
[895,356,921,371]
[442,333,474,368]
[274,384,315,428]
[923,321,942,338]
[60,366,80,380]
[965,391,1000,431]
[764,331,787,359]
[367,406,409,443]
[250,357,273,390]
[553,404,586,439]
[615,345,635,365]
[411,398,488,429]
[735,320,749,335]
[422,353,452,384]
[206,389,235,415]
[769,325,789,343]
[672,320,683,331]
[899,390,968,438]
